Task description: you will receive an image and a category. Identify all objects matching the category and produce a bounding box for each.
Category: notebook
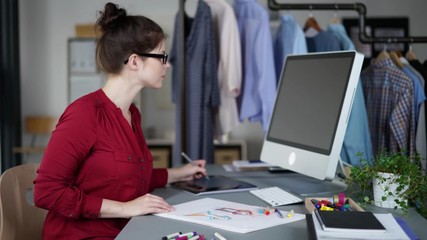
[314,209,386,233]
[307,213,410,240]
[171,175,257,195]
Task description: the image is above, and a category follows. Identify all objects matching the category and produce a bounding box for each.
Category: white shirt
[205,0,242,139]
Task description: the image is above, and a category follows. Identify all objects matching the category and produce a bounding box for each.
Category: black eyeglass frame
[124,52,168,65]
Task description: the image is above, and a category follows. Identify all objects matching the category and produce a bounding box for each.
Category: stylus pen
[181,152,210,180]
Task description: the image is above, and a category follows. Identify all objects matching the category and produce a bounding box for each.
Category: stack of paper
[230,160,275,171]
[306,211,411,240]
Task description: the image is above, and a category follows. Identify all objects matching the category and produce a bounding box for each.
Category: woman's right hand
[123,193,175,217]
[100,194,175,218]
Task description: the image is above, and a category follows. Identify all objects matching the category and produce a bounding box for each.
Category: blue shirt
[233,0,277,132]
[327,23,355,51]
[306,30,341,52]
[402,65,426,126]
[326,24,372,165]
[273,14,307,83]
[340,81,374,166]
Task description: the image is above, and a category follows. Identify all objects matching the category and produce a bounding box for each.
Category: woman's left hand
[167,159,208,183]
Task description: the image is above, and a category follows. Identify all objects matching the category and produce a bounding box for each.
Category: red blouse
[34,89,168,239]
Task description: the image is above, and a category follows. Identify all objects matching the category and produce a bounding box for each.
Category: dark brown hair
[95,2,165,74]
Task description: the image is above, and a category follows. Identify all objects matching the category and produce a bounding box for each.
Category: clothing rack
[268,0,427,44]
[175,1,427,164]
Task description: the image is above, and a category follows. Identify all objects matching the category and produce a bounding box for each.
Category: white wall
[19,0,427,162]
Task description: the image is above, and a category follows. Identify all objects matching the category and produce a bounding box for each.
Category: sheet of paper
[312,213,410,239]
[155,198,305,233]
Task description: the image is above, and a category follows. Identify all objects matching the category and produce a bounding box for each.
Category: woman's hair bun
[96,2,127,33]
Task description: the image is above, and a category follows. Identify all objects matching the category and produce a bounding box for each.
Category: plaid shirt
[361,57,416,157]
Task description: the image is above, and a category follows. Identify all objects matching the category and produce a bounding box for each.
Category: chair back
[0,163,47,240]
[25,116,56,135]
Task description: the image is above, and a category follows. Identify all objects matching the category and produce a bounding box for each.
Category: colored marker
[214,232,227,240]
[275,208,284,218]
[287,209,294,218]
[162,232,182,240]
[181,152,209,180]
[175,236,188,240]
[176,232,197,239]
[188,235,200,240]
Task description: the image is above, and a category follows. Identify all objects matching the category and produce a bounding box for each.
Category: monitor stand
[281,173,347,197]
[264,158,348,197]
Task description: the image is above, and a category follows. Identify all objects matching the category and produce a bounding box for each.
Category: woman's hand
[100,194,175,218]
[167,159,208,183]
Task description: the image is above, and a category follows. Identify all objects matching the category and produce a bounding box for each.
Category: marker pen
[175,232,197,240]
[175,236,188,240]
[177,231,197,238]
[188,235,200,240]
[214,232,227,240]
[275,208,284,218]
[162,232,182,240]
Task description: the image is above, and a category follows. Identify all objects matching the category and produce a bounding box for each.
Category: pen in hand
[181,152,210,180]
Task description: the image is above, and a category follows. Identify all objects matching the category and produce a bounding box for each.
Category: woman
[34,2,207,239]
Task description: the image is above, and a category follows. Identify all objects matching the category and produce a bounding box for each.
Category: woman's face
[139,39,170,89]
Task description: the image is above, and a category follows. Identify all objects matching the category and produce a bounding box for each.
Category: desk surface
[116,165,427,240]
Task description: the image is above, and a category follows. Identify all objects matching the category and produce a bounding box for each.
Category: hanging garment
[324,23,373,165]
[305,30,341,52]
[361,57,416,157]
[400,57,427,166]
[409,59,427,118]
[170,1,220,164]
[340,81,374,166]
[409,59,427,85]
[304,17,340,53]
[233,0,277,132]
[399,59,426,126]
[204,0,242,140]
[272,14,307,84]
[326,23,355,51]
[408,59,427,173]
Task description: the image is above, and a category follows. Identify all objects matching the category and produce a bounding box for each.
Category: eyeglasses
[124,52,168,65]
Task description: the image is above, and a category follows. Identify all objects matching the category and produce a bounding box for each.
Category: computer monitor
[261,51,364,184]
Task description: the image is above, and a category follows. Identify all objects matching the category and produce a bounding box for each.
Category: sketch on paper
[155,198,305,233]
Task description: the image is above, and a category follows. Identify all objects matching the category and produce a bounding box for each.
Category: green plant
[346,151,427,215]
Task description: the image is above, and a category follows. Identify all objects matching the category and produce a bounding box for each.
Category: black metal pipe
[267,0,427,44]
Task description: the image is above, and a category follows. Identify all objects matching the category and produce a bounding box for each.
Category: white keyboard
[250,187,303,207]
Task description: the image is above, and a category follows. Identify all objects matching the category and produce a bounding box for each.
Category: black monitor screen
[267,52,355,155]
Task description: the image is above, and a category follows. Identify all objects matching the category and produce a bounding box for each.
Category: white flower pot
[373,172,408,209]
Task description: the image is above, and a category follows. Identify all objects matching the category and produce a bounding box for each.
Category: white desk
[116,165,427,240]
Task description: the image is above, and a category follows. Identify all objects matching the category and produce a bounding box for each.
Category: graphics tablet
[171,175,257,195]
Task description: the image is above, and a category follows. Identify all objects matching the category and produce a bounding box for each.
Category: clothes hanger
[330,6,341,24]
[304,17,322,32]
[376,44,390,62]
[303,7,322,33]
[390,51,404,69]
[405,43,417,61]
